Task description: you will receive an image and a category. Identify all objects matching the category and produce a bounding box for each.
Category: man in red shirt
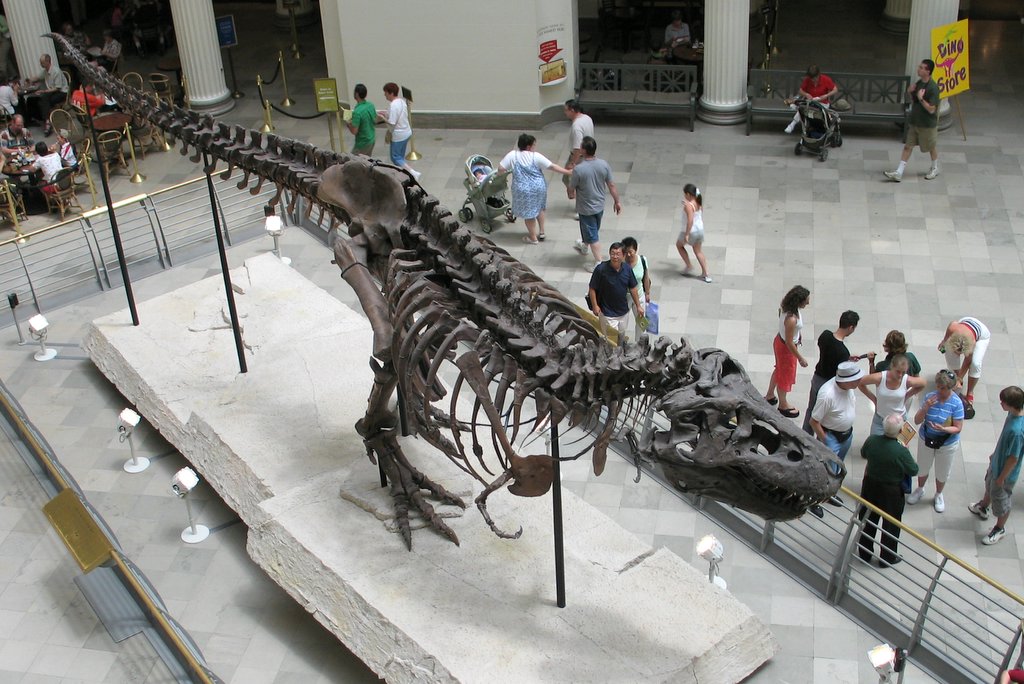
[785,65,838,134]
[71,83,106,117]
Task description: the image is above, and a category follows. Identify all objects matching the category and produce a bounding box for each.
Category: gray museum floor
[2,2,1024,682]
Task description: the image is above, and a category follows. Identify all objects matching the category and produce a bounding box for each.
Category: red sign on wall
[538,39,562,64]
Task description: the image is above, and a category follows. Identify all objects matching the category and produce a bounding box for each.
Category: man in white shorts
[908,370,965,513]
[562,99,594,202]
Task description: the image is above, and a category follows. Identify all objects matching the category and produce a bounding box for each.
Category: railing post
[12,240,42,311]
[825,509,865,604]
[908,556,949,655]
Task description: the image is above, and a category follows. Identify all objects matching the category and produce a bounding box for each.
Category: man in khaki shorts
[884,58,940,182]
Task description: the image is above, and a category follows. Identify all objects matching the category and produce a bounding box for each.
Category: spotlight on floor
[264,207,291,266]
[171,466,210,543]
[696,534,727,590]
[868,643,906,683]
[118,408,149,473]
[28,314,57,361]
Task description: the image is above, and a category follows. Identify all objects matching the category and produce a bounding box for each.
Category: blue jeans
[824,429,853,461]
[389,137,409,166]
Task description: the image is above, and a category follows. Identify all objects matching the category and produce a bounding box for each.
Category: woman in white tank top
[859,354,927,435]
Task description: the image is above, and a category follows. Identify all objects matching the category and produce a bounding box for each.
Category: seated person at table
[785,64,838,134]
[97,30,122,72]
[664,11,691,48]
[31,141,63,191]
[0,78,19,116]
[1,114,33,149]
[72,84,106,117]
[654,11,691,62]
[24,54,68,135]
[60,22,90,52]
[56,129,77,168]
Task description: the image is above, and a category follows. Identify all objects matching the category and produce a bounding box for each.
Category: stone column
[168,0,234,115]
[906,0,958,128]
[880,0,911,34]
[275,0,317,29]
[698,0,749,125]
[5,0,54,81]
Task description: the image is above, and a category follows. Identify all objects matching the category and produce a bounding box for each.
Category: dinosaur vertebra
[57,37,845,549]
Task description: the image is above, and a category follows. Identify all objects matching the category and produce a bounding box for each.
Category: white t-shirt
[0,84,17,115]
[499,149,552,172]
[568,113,594,150]
[812,378,858,432]
[34,151,63,182]
[387,97,412,143]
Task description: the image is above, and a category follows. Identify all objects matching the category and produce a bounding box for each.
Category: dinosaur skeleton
[57,37,845,549]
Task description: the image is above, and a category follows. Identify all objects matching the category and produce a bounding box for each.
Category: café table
[672,44,705,65]
[157,55,184,96]
[1,164,48,215]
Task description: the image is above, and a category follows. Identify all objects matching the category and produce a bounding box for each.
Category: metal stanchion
[285,0,304,60]
[279,52,294,107]
[257,75,274,133]
[123,123,145,184]
[225,46,244,98]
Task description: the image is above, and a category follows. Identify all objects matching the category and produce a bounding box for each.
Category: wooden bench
[746,69,910,137]
[577,63,699,131]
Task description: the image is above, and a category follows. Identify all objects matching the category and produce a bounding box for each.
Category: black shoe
[808,504,824,519]
[828,495,844,506]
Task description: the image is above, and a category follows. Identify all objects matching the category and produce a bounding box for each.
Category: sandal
[522,236,539,245]
[765,396,779,406]
[537,233,546,241]
[779,407,800,418]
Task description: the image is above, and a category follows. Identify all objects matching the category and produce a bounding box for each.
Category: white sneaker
[906,487,924,505]
[573,240,587,255]
[925,167,939,180]
[933,492,945,513]
[968,502,990,520]
[702,275,713,283]
[410,169,422,181]
[982,527,1006,545]
[784,123,796,134]
[884,170,903,182]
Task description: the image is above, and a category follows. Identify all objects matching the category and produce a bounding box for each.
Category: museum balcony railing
[618,424,1024,684]
[0,173,281,315]
[0,379,224,683]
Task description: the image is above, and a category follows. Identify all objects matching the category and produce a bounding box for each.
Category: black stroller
[792,99,842,161]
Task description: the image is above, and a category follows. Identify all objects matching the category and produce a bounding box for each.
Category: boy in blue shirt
[968,386,1024,545]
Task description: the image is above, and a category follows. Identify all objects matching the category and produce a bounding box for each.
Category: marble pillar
[5,0,54,82]
[698,0,749,125]
[275,0,317,29]
[168,0,234,115]
[906,0,958,128]
[880,0,912,34]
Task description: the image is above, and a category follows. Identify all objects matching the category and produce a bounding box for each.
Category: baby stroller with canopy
[457,154,515,233]
[791,98,842,161]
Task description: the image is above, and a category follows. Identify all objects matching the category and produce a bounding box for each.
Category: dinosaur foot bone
[366,431,467,550]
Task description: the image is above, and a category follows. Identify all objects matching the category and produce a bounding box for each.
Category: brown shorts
[906,125,937,153]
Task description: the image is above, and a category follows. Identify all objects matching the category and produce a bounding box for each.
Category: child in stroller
[457,154,515,233]
[789,98,842,161]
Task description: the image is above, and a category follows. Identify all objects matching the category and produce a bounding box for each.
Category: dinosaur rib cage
[56,35,697,474]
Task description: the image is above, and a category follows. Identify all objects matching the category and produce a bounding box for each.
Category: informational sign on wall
[930,19,970,97]
[536,1,567,87]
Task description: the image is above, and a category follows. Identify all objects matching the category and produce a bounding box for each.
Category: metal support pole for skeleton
[550,422,566,608]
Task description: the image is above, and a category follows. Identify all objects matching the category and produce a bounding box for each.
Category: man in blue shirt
[968,386,1024,545]
[587,242,642,344]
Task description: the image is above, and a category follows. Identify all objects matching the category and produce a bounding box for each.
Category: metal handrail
[0,173,276,314]
[0,381,222,683]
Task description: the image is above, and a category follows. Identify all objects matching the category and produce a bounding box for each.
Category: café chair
[148,72,173,106]
[96,129,127,177]
[61,70,74,108]
[121,71,145,93]
[49,108,86,145]
[129,115,164,160]
[40,167,82,220]
[0,180,27,225]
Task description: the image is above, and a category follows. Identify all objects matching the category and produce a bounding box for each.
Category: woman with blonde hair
[938,316,990,405]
